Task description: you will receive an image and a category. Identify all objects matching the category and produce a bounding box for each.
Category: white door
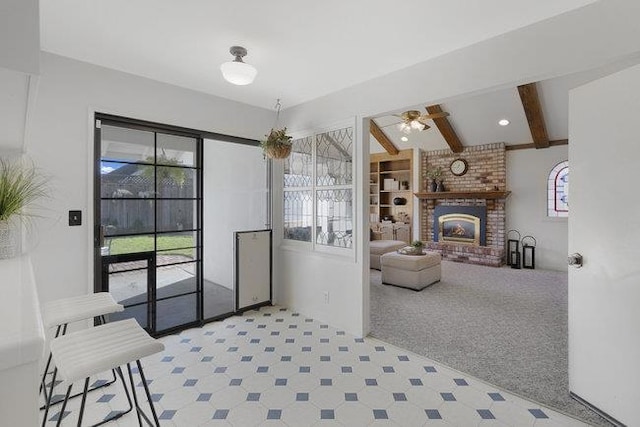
[568,63,640,426]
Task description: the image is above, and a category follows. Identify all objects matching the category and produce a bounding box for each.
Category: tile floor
[42,305,589,426]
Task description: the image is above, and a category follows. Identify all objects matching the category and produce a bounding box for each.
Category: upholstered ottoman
[380,251,442,290]
[370,240,407,270]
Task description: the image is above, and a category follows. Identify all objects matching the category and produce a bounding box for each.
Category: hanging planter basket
[261,127,292,160]
[264,142,292,159]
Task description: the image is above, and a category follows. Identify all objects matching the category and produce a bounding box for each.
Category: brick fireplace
[417,143,508,267]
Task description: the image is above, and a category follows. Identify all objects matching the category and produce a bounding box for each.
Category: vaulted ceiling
[370,58,638,153]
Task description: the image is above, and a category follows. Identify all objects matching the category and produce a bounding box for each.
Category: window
[548,160,569,217]
[283,125,354,250]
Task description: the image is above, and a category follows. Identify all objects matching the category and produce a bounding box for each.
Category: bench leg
[41,367,59,427]
[126,362,160,427]
[137,360,160,426]
[55,384,73,427]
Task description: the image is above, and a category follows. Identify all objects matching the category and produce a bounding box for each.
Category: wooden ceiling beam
[370,119,399,155]
[505,139,568,151]
[517,83,550,149]
[425,104,464,153]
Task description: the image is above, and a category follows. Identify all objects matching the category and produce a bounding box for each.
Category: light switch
[69,210,82,226]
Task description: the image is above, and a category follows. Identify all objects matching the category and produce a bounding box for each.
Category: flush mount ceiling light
[401,136,408,142]
[498,119,510,126]
[220,46,257,86]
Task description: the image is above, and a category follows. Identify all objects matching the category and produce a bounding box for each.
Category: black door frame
[93,113,270,336]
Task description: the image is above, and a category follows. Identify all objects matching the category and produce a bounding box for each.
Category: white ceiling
[40,0,595,110]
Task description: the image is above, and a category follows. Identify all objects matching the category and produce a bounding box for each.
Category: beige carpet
[370,261,610,426]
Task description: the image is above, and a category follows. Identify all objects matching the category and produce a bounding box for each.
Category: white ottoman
[380,251,442,290]
[370,240,407,270]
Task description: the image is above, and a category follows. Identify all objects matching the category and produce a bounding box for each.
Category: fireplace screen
[439,213,480,245]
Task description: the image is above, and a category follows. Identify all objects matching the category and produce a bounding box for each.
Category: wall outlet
[323,291,330,304]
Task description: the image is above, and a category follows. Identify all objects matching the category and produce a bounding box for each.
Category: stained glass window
[547,160,569,217]
[283,125,354,250]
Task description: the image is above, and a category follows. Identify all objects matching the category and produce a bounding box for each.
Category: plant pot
[0,220,18,259]
[429,180,437,192]
[264,144,292,159]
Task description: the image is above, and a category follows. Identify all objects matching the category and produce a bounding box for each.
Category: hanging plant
[261,127,292,159]
[261,99,292,159]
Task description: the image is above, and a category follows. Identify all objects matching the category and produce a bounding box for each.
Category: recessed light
[498,119,510,126]
[401,136,408,142]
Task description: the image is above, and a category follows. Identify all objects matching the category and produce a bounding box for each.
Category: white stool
[42,318,165,427]
[40,293,124,406]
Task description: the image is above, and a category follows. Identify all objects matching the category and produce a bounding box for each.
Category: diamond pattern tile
[40,305,589,426]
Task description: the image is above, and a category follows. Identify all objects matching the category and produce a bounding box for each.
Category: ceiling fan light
[410,120,423,130]
[221,46,257,85]
[398,122,412,134]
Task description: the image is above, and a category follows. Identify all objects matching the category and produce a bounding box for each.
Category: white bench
[42,318,164,427]
[40,293,124,406]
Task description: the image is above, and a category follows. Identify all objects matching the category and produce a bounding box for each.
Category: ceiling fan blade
[419,111,449,121]
[416,122,431,131]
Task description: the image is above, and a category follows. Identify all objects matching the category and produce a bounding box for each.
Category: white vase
[0,220,18,259]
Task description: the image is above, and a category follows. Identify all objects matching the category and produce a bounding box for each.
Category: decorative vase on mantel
[0,220,17,260]
[436,180,445,192]
[429,179,437,192]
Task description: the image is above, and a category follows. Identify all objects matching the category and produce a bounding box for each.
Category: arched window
[548,160,569,217]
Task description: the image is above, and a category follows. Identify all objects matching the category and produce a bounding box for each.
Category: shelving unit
[369,149,413,225]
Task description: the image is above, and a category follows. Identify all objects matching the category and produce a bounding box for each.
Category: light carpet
[370,261,609,426]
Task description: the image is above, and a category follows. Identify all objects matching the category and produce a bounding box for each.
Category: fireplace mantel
[414,190,511,200]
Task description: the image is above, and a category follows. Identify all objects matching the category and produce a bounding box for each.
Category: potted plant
[261,127,293,159]
[0,158,48,259]
[410,240,425,255]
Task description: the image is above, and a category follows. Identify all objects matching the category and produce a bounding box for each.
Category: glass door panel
[203,139,268,320]
[96,117,202,335]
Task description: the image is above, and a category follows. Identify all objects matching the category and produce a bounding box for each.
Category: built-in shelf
[414,190,511,200]
[380,169,411,174]
[370,149,413,223]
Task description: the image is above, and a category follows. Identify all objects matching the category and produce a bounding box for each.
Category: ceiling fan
[381,108,450,134]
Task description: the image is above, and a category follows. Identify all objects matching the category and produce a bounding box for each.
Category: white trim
[281,117,357,259]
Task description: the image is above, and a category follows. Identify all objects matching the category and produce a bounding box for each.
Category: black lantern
[506,230,521,267]
[521,235,537,269]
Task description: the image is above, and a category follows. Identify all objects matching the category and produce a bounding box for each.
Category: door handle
[568,253,583,268]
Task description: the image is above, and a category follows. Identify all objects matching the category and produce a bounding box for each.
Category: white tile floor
[42,305,589,426]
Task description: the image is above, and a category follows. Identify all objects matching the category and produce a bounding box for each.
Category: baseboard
[236,300,272,313]
[570,392,626,427]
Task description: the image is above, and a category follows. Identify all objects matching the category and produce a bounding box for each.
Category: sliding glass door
[94,116,203,334]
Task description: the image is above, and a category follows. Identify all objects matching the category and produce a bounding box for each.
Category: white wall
[279,0,640,337]
[0,0,39,74]
[18,53,272,305]
[506,146,568,271]
[203,139,267,290]
[568,63,640,426]
[272,118,368,336]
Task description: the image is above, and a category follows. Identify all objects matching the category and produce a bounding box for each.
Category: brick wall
[419,143,506,266]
